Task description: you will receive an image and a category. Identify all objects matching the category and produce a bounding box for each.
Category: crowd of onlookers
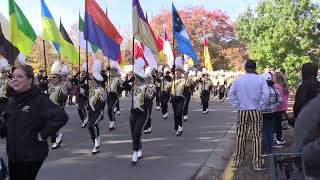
[228,59,320,179]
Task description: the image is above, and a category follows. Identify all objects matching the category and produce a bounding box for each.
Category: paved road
[1,97,236,180]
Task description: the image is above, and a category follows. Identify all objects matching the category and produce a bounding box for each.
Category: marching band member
[160,67,172,119]
[78,63,90,128]
[35,69,48,94]
[143,67,156,134]
[154,69,162,110]
[218,71,227,102]
[0,58,10,114]
[61,65,72,107]
[87,60,107,155]
[212,74,219,100]
[200,72,213,114]
[129,58,155,165]
[182,70,194,121]
[48,60,68,149]
[104,60,122,130]
[171,57,189,136]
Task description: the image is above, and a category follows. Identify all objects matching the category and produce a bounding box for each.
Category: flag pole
[78,11,81,87]
[131,37,135,110]
[86,40,89,84]
[173,35,176,96]
[10,41,14,72]
[108,57,110,93]
[58,17,61,61]
[43,40,47,77]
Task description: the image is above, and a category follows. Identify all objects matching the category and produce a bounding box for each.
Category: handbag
[0,157,7,180]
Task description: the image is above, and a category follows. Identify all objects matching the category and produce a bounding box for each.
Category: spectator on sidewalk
[228,59,270,171]
[294,90,320,179]
[261,72,282,155]
[293,62,320,123]
[273,71,289,147]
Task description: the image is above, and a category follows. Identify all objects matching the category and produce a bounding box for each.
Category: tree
[149,6,246,70]
[235,0,320,85]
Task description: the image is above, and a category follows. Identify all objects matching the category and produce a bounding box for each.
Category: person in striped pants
[228,59,270,171]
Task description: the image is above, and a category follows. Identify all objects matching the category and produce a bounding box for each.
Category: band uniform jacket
[161,75,172,93]
[0,77,10,103]
[132,83,156,113]
[89,86,107,113]
[171,77,190,97]
[48,82,68,108]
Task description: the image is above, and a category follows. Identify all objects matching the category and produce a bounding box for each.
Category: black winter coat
[0,86,68,162]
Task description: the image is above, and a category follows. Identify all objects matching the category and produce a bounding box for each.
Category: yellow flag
[204,37,213,71]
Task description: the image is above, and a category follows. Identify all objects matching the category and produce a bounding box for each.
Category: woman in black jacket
[0,65,68,180]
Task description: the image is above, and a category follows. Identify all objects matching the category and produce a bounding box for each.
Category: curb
[193,121,237,180]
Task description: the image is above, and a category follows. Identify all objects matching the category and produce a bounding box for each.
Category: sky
[0,0,260,36]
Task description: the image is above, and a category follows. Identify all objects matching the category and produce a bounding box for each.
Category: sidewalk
[193,121,237,180]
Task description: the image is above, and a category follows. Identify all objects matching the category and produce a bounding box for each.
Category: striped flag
[9,0,36,56]
[84,0,122,61]
[41,0,79,64]
[79,15,98,53]
[0,16,19,63]
[132,0,159,61]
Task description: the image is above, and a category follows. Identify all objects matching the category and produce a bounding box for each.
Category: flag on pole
[134,41,144,59]
[132,0,159,61]
[41,0,63,44]
[41,0,79,64]
[156,36,165,62]
[59,21,79,64]
[163,29,174,68]
[0,18,19,63]
[0,12,10,40]
[203,36,213,71]
[79,15,98,54]
[84,0,122,61]
[172,3,199,65]
[9,0,36,56]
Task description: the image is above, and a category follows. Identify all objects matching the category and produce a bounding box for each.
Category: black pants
[201,90,210,111]
[0,100,8,115]
[274,111,284,141]
[183,93,191,116]
[218,85,225,100]
[50,132,57,143]
[77,96,88,122]
[155,87,161,106]
[107,92,118,122]
[144,102,153,130]
[116,98,120,111]
[130,109,148,151]
[67,94,73,105]
[88,110,103,142]
[9,161,43,180]
[172,96,185,130]
[160,92,170,115]
[213,86,218,97]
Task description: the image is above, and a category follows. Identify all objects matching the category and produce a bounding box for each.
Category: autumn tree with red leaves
[149,6,246,70]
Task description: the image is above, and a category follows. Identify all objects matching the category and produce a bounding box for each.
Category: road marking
[221,158,236,180]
